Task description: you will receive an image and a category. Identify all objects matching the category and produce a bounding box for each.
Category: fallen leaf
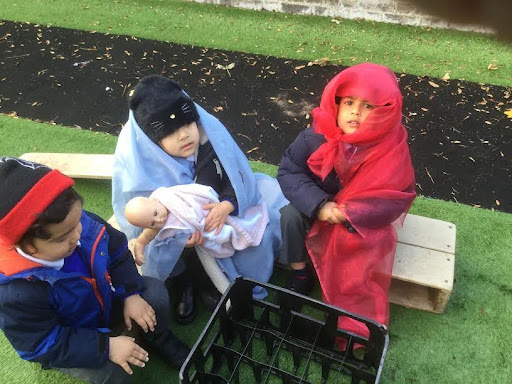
[216,63,235,70]
[213,106,224,112]
[442,72,450,81]
[307,57,329,67]
[487,63,498,70]
[504,108,512,118]
[428,81,439,88]
[246,147,259,154]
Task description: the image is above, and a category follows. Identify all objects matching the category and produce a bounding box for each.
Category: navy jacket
[277,127,342,218]
[195,140,238,214]
[0,211,143,369]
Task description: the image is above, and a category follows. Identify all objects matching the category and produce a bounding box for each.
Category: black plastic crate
[180,277,389,384]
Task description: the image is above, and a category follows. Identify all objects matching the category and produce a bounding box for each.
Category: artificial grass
[1,0,512,87]
[1,114,512,383]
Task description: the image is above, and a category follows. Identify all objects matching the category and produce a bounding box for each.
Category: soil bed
[1,20,511,212]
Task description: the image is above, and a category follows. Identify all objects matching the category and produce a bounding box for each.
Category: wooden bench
[20,152,456,314]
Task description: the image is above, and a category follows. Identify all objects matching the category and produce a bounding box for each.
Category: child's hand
[185,230,204,247]
[123,294,157,333]
[317,201,346,224]
[133,241,146,266]
[203,201,235,235]
[109,336,149,375]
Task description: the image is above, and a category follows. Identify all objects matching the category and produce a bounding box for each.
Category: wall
[188,0,490,33]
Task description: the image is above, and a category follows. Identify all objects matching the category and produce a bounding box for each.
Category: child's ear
[14,241,37,255]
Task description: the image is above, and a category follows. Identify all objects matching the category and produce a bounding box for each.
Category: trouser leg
[55,360,130,384]
[278,204,313,265]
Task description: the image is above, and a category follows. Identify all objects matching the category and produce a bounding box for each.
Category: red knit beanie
[0,157,74,245]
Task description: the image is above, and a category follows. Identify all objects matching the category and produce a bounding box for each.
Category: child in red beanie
[277,63,416,347]
[0,157,190,383]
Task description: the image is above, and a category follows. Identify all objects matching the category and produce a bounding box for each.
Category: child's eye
[364,103,375,109]
[344,100,353,106]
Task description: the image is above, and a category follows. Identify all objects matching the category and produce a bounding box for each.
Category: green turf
[1,112,512,383]
[1,0,512,87]
[1,1,512,382]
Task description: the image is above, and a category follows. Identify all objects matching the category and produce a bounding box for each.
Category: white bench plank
[397,214,456,255]
[20,152,114,180]
[393,242,454,291]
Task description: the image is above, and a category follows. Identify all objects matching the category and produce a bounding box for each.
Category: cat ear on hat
[128,75,184,111]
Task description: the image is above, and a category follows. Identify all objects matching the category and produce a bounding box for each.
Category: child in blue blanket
[112,75,287,323]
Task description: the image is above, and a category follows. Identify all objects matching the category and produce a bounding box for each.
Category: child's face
[24,200,83,262]
[336,96,376,134]
[159,121,200,158]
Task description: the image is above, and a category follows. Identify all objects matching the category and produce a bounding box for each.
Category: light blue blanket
[112,103,287,298]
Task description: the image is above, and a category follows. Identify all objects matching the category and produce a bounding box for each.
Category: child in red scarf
[277,62,416,344]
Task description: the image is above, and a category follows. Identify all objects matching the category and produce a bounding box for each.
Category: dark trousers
[56,276,172,384]
[278,204,314,265]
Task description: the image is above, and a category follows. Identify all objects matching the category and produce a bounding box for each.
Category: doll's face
[159,121,200,158]
[336,96,376,134]
[125,197,168,230]
[21,200,83,262]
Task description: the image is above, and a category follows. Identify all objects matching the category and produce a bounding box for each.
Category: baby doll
[124,184,268,265]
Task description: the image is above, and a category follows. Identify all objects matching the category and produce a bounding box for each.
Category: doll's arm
[134,228,158,266]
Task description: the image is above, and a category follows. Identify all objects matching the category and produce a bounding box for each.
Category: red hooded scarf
[305,63,416,346]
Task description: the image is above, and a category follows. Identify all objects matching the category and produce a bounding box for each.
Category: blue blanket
[112,103,288,298]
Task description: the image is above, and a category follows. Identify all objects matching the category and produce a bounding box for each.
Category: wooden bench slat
[397,214,456,255]
[23,152,457,314]
[20,152,114,180]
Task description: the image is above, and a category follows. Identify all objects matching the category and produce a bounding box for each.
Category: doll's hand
[123,294,157,333]
[133,242,146,266]
[185,230,204,247]
[109,336,149,375]
[203,201,235,235]
[317,201,345,224]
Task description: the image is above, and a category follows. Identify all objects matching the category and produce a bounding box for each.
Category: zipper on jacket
[213,158,223,180]
[82,226,107,311]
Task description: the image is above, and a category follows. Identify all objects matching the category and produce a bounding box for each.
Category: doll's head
[0,157,82,261]
[129,75,200,156]
[125,196,168,230]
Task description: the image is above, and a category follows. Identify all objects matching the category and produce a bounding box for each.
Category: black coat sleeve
[277,128,333,218]
[216,160,239,215]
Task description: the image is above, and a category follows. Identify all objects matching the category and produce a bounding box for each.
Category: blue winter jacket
[0,210,143,369]
[277,127,342,218]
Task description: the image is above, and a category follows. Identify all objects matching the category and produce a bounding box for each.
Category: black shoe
[173,284,197,325]
[146,331,191,369]
[200,289,222,311]
[285,268,313,296]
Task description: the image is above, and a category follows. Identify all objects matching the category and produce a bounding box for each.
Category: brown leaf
[246,147,259,154]
[307,57,330,67]
[428,81,439,88]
